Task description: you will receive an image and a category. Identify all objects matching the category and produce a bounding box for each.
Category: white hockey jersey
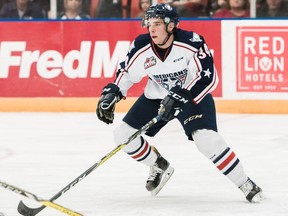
[114,28,218,104]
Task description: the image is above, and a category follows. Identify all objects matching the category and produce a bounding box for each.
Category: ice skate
[145,153,174,196]
[239,178,265,203]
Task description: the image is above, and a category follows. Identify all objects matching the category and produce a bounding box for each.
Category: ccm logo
[184,114,203,125]
[168,92,189,103]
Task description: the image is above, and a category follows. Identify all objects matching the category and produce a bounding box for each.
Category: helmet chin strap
[157,25,174,47]
[157,32,172,47]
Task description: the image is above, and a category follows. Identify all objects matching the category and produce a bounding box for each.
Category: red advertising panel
[236,26,288,92]
[0,20,222,97]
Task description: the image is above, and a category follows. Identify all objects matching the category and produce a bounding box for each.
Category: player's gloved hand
[159,85,193,121]
[96,83,123,124]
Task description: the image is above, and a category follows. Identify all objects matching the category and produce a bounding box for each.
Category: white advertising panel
[222,20,288,99]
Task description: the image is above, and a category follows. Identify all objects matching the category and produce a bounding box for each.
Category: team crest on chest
[144,56,156,69]
[153,69,188,90]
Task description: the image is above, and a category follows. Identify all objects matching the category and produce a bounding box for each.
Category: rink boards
[0,19,287,113]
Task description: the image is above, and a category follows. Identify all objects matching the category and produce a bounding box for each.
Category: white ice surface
[0,112,288,216]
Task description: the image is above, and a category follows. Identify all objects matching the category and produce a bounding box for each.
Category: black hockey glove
[96,83,123,124]
[159,85,193,122]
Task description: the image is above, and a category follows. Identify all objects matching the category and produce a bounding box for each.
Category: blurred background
[0,0,288,113]
[0,2,288,215]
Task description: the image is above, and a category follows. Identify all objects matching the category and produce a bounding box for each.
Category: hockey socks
[213,147,247,186]
[126,137,158,166]
[213,147,264,202]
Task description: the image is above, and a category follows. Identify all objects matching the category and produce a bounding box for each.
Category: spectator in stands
[135,0,152,18]
[257,0,288,17]
[207,0,228,16]
[0,0,44,19]
[58,0,90,19]
[90,0,123,18]
[163,0,209,17]
[57,0,90,16]
[33,0,49,18]
[81,0,90,15]
[213,0,250,17]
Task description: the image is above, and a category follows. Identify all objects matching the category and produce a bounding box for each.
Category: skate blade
[151,166,174,197]
[251,191,265,203]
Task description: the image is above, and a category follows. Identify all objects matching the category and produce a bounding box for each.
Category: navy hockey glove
[96,83,123,124]
[159,85,193,121]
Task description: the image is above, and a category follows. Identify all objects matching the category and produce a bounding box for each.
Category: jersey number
[197,43,211,59]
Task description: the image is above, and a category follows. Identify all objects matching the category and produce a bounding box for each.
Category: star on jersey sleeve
[185,40,218,104]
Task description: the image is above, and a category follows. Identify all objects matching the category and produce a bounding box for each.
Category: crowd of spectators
[0,0,46,18]
[0,0,288,20]
[57,0,90,19]
[212,0,250,18]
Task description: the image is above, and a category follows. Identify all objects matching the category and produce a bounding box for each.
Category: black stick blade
[17,200,45,216]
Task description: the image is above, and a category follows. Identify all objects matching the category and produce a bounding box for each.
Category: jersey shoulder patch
[174,28,205,49]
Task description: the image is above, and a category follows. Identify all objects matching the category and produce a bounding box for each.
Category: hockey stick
[18,114,163,216]
[0,180,83,216]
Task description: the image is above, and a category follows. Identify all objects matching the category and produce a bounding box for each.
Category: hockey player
[96,3,264,202]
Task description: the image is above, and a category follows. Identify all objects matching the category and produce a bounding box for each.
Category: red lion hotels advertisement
[236,26,288,93]
[220,20,288,113]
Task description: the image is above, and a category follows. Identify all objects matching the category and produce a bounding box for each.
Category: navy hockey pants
[123,93,218,140]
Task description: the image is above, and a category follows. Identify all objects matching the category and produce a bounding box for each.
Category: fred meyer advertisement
[0,20,222,98]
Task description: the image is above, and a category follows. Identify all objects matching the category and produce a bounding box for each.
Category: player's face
[147,18,169,45]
